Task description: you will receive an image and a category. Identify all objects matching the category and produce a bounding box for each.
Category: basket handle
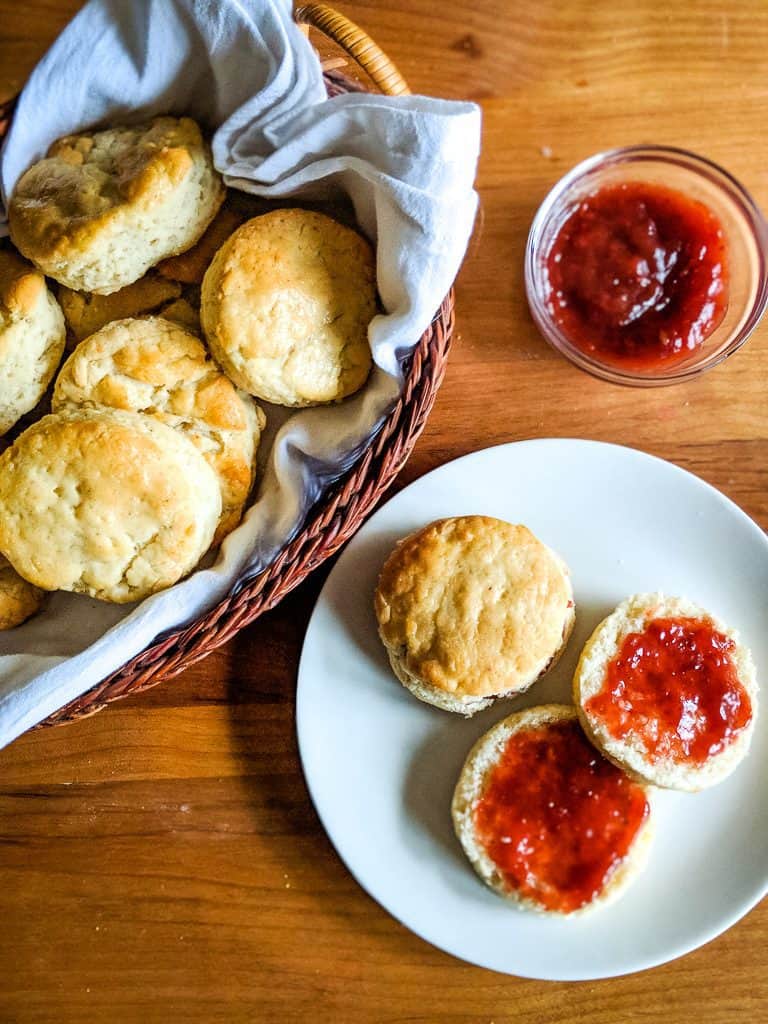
[294,3,411,97]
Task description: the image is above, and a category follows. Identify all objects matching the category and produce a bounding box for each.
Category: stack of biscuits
[0,115,378,625]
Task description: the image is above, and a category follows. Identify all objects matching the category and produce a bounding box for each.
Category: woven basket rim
[0,69,456,729]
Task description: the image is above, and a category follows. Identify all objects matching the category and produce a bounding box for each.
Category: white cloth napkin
[0,0,480,747]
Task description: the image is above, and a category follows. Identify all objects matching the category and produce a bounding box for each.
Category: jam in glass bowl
[525,146,768,386]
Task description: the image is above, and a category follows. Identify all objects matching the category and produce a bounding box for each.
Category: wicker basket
[0,3,456,727]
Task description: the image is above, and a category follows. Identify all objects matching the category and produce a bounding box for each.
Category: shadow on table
[223,570,408,940]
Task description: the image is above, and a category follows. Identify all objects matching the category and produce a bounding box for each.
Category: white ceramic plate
[296,440,768,980]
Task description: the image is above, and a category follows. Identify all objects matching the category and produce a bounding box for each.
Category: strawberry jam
[585,617,752,764]
[473,718,649,913]
[544,182,729,369]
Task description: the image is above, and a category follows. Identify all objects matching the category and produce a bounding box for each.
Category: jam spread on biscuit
[544,182,728,369]
[586,617,752,764]
[473,719,649,913]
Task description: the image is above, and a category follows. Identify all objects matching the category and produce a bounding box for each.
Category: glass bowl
[525,145,768,386]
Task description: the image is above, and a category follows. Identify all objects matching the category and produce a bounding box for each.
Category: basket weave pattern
[0,47,455,727]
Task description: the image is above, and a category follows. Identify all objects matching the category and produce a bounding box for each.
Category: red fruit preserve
[585,617,753,764]
[544,182,729,369]
[473,718,649,913]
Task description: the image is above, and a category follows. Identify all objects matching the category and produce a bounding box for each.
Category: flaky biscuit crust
[374,517,575,709]
[201,209,374,406]
[0,408,221,603]
[0,248,66,435]
[9,117,224,294]
[158,297,201,334]
[157,204,244,284]
[0,555,44,630]
[58,274,181,342]
[52,317,264,545]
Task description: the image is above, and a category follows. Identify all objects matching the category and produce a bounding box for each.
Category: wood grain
[0,1,766,1020]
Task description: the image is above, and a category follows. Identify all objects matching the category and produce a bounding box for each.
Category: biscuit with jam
[574,593,757,791]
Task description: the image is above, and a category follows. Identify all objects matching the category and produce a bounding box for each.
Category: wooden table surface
[1,2,766,1020]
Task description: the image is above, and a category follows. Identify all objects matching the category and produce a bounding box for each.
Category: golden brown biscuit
[200,209,375,405]
[573,593,758,791]
[374,516,575,715]
[0,408,221,603]
[158,297,201,334]
[58,274,181,342]
[9,117,224,294]
[452,705,654,915]
[0,555,45,629]
[0,248,66,435]
[52,317,264,545]
[156,204,245,284]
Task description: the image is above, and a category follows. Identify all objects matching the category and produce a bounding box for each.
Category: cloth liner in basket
[0,0,480,747]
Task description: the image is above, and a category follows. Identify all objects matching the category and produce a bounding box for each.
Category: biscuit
[58,273,181,342]
[374,517,575,715]
[52,317,264,545]
[158,297,201,334]
[452,705,654,916]
[156,204,244,284]
[200,209,375,406]
[573,593,758,791]
[0,248,66,435]
[0,408,221,603]
[0,555,45,630]
[9,117,225,295]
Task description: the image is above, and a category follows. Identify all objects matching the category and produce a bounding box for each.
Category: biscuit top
[0,552,45,630]
[53,316,253,433]
[58,274,181,341]
[201,209,375,405]
[9,117,205,261]
[0,248,46,324]
[0,408,221,602]
[375,517,573,699]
